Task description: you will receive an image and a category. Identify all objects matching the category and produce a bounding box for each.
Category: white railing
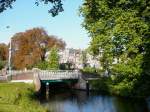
[2,69,80,80]
[39,70,80,80]
[6,70,75,76]
[7,70,34,76]
[0,76,7,80]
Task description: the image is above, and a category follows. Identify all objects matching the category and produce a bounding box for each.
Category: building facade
[46,48,100,69]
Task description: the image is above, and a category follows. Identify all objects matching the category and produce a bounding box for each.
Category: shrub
[34,61,48,70]
[0,60,6,70]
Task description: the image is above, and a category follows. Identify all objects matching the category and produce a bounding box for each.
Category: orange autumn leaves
[0,43,8,61]
[0,28,65,69]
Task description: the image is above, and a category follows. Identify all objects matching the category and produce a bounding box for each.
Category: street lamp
[40,42,46,61]
[8,38,12,77]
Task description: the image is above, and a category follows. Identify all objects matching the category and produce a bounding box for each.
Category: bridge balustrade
[0,76,7,80]
[7,70,34,76]
[2,69,80,81]
[38,70,79,80]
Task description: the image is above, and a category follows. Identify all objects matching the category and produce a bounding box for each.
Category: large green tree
[80,0,150,96]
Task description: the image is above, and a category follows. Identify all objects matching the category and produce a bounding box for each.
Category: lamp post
[8,38,12,78]
[40,42,46,62]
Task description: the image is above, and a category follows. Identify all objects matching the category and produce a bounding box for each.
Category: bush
[89,76,149,97]
[0,60,6,70]
[34,61,48,70]
[89,77,111,93]
[82,67,97,73]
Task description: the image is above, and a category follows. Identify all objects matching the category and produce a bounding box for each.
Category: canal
[39,89,150,112]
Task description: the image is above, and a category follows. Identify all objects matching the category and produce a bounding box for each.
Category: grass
[0,83,49,112]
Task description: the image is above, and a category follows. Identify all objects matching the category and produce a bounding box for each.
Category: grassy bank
[0,83,48,112]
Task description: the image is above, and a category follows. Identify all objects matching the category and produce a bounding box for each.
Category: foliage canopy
[0,0,63,16]
[10,27,65,69]
[80,0,150,96]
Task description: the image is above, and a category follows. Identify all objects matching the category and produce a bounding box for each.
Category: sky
[0,0,90,49]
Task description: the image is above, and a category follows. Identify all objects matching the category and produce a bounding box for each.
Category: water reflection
[39,89,150,112]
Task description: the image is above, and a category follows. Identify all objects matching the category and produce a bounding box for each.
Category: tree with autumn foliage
[0,43,8,70]
[0,43,8,61]
[11,27,65,69]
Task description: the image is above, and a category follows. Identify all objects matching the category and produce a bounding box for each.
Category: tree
[0,0,63,17]
[80,0,150,96]
[0,43,8,70]
[0,43,8,61]
[47,47,59,70]
[11,27,65,69]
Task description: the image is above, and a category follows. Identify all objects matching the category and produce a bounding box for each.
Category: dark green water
[39,90,150,112]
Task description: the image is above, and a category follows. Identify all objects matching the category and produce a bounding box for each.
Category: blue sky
[0,0,90,49]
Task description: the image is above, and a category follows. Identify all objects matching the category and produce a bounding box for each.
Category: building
[46,48,100,69]
[86,53,100,69]
[58,48,83,69]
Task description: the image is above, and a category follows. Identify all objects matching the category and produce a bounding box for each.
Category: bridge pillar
[33,72,41,92]
[86,80,89,95]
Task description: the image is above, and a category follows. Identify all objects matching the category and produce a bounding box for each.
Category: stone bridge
[33,70,81,92]
[0,69,100,92]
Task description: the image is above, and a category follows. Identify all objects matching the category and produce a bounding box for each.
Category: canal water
[39,89,150,112]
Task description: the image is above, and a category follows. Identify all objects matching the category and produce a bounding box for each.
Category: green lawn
[0,83,48,112]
